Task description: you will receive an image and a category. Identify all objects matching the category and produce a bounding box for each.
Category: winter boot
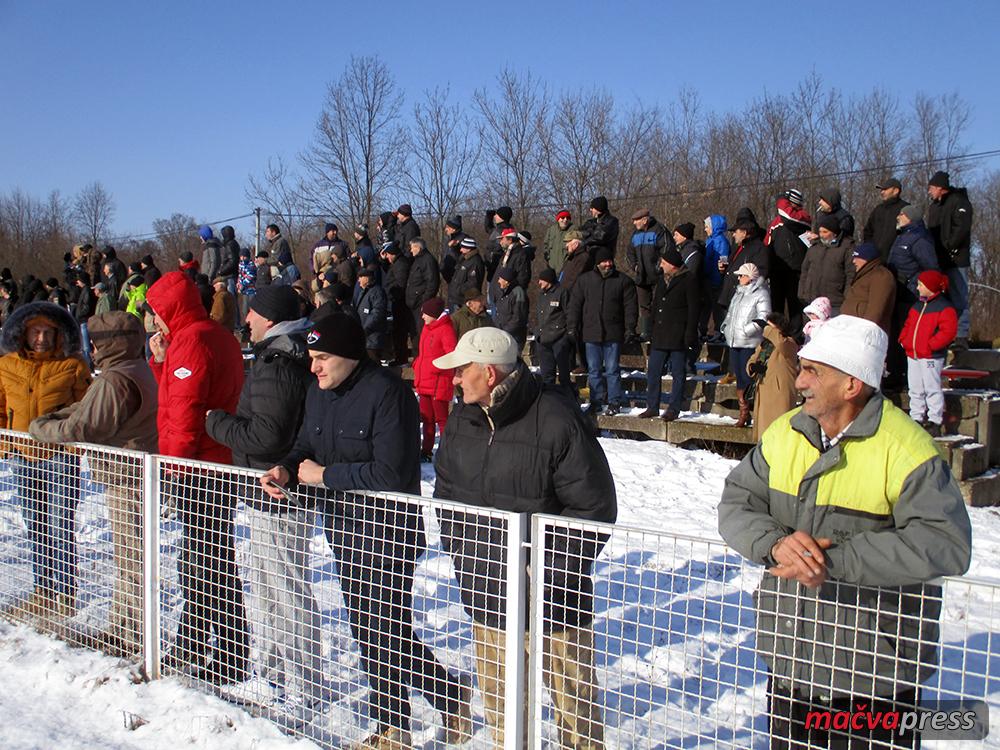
[735,389,751,428]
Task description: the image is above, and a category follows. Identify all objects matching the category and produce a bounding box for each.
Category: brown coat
[29,312,158,454]
[840,258,896,334]
[749,325,800,441]
[210,288,237,330]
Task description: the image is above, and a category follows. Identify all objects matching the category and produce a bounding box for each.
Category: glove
[626,333,642,345]
[748,361,766,377]
[753,319,767,331]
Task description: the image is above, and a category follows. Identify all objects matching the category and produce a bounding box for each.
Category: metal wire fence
[0,430,998,749]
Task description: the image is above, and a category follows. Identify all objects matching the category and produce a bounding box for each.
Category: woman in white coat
[721,263,771,427]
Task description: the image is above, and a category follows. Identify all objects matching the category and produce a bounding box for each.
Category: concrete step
[960,470,1000,507]
[595,413,754,446]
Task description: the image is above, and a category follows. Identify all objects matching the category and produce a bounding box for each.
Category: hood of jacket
[819,187,843,210]
[379,211,397,229]
[145,270,208,340]
[256,317,311,362]
[709,214,728,236]
[88,311,147,369]
[221,225,236,242]
[0,300,81,357]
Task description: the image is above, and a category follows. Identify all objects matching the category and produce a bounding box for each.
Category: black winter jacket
[447,250,485,310]
[927,187,973,268]
[395,217,421,257]
[382,255,411,309]
[488,244,532,301]
[627,218,672,287]
[720,237,770,307]
[405,251,440,310]
[536,283,570,345]
[434,363,617,629]
[205,321,313,509]
[74,286,95,323]
[355,283,388,350]
[768,219,809,273]
[493,284,528,346]
[863,196,908,262]
[219,226,240,279]
[566,267,638,344]
[440,232,468,284]
[817,188,856,238]
[581,213,620,256]
[650,267,700,351]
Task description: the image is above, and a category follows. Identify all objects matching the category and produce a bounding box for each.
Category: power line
[103,211,256,245]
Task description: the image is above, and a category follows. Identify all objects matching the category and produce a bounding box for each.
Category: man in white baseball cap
[719,314,971,747]
[432,326,616,748]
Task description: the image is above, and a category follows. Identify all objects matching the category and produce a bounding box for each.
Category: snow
[1,436,999,748]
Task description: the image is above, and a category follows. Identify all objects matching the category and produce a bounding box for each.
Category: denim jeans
[80,322,93,370]
[12,452,81,596]
[946,266,970,338]
[585,341,623,407]
[646,348,687,413]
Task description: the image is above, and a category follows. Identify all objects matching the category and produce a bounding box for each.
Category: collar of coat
[480,361,538,429]
[789,391,884,451]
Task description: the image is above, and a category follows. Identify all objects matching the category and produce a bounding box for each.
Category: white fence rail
[0,430,997,749]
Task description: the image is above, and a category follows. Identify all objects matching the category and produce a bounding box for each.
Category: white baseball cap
[798,315,888,389]
[433,328,520,370]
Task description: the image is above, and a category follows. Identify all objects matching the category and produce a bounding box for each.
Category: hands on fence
[768,530,833,588]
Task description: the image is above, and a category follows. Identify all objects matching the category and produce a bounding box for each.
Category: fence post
[503,513,529,750]
[142,453,161,680]
[526,515,547,750]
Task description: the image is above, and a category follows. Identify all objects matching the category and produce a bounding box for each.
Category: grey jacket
[718,393,971,698]
[721,277,771,349]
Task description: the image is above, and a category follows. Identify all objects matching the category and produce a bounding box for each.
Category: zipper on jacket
[912,301,927,357]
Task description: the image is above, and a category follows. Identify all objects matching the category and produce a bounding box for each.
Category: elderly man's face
[795,359,851,423]
[245,308,272,344]
[453,362,492,405]
[880,186,900,202]
[25,321,57,353]
[928,185,947,202]
[732,228,747,245]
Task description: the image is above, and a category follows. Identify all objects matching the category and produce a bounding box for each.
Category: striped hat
[784,189,804,207]
[460,236,477,249]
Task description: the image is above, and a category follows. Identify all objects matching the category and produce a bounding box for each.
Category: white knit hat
[798,315,887,389]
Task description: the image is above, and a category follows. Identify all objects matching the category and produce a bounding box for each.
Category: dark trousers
[770,266,804,335]
[646,348,687,413]
[391,301,410,363]
[636,284,653,338]
[173,481,250,681]
[538,335,574,387]
[325,499,463,733]
[886,283,914,387]
[768,678,920,749]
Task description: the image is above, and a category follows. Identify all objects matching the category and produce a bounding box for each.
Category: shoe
[925,422,943,437]
[219,674,285,708]
[661,407,680,422]
[571,366,587,376]
[274,695,323,728]
[604,404,622,416]
[441,677,473,745]
[951,337,969,353]
[420,452,434,463]
[585,401,603,414]
[636,408,659,419]
[719,372,736,385]
[352,727,412,750]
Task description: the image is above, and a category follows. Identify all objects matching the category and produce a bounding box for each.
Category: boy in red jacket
[899,270,957,436]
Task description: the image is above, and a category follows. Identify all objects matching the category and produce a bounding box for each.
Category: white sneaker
[218,675,284,708]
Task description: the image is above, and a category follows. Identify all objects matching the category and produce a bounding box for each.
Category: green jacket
[543,222,570,274]
[121,279,148,319]
[451,306,495,342]
[718,393,971,698]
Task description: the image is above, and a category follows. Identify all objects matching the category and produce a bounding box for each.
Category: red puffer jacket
[413,314,458,401]
[899,292,958,359]
[146,271,244,461]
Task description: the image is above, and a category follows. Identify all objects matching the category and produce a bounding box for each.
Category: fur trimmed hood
[0,301,81,357]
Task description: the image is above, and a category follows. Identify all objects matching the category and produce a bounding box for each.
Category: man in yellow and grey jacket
[719,314,971,749]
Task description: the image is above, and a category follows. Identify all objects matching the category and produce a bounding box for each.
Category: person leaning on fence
[28,311,157,656]
[146,270,250,685]
[718,315,972,750]
[432,327,617,750]
[204,284,324,721]
[259,312,472,750]
[0,301,91,624]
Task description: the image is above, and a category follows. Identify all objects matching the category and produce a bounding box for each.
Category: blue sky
[1,0,997,241]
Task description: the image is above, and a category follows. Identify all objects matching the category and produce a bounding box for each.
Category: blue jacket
[703,215,731,288]
[888,221,938,295]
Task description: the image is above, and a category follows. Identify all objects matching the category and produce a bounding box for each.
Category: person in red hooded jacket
[146,270,250,683]
[899,269,957,436]
[412,297,457,461]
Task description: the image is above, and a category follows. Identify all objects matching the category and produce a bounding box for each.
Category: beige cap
[433,328,519,370]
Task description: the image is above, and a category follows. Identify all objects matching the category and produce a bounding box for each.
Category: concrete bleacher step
[596,413,754,446]
[959,470,1000,507]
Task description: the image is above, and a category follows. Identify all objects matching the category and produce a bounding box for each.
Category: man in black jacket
[536,267,573,388]
[432,327,617,750]
[567,247,638,415]
[260,313,470,750]
[639,248,700,421]
[439,215,467,287]
[627,208,672,340]
[381,242,412,365]
[446,236,485,311]
[493,266,528,349]
[205,285,323,720]
[487,228,532,307]
[863,178,909,262]
[354,267,388,360]
[926,170,974,347]
[580,196,620,261]
[765,197,810,335]
[394,204,421,257]
[720,219,769,310]
[405,238,440,342]
[218,225,241,294]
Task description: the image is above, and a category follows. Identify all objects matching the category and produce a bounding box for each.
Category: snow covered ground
[0,435,998,748]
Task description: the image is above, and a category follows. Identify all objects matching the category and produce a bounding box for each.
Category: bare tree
[246,156,313,254]
[72,181,116,246]
[402,86,481,240]
[152,213,200,265]
[970,169,1000,342]
[300,55,405,228]
[474,69,548,224]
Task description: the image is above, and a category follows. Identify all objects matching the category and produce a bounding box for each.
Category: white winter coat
[722,277,772,349]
